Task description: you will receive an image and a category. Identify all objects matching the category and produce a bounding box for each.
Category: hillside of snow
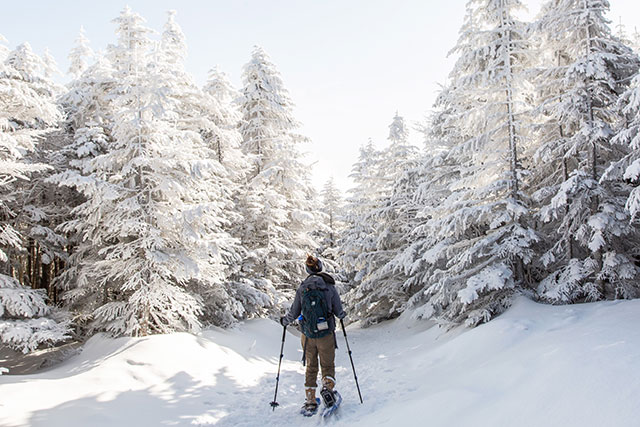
[1,297,639,427]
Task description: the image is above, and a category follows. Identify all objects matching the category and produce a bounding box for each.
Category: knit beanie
[305,255,323,274]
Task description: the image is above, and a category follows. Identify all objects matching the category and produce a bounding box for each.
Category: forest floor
[1,297,639,427]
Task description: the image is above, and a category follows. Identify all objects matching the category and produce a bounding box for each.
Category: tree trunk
[42,261,51,300]
[27,238,35,288]
[35,245,42,290]
[583,0,605,296]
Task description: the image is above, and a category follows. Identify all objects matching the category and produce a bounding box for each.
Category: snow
[2,297,639,426]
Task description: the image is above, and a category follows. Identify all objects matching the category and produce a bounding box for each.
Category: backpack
[300,279,332,339]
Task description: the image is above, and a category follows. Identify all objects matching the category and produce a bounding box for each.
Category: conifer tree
[156,11,269,324]
[68,27,93,79]
[532,0,640,303]
[0,42,68,349]
[0,34,9,62]
[614,17,631,46]
[404,0,538,326]
[373,107,462,323]
[346,113,419,321]
[51,52,117,318]
[17,45,68,296]
[237,46,317,296]
[203,66,244,167]
[319,177,343,254]
[337,140,382,287]
[0,42,63,283]
[632,28,640,53]
[609,74,640,220]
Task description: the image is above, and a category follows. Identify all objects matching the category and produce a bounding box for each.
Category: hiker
[280,255,346,416]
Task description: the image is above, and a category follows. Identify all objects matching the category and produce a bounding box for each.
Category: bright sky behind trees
[1,0,638,192]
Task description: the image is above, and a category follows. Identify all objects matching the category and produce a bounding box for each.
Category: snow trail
[1,298,640,426]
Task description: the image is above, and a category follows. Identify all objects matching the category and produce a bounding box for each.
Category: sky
[1,0,639,194]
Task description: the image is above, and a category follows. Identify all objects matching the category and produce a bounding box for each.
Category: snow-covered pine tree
[15,45,69,298]
[311,177,345,281]
[0,274,70,355]
[155,11,242,190]
[205,65,240,107]
[68,26,93,80]
[0,43,69,353]
[42,48,61,83]
[155,11,271,324]
[50,49,119,321]
[345,113,419,322]
[155,9,206,133]
[337,139,383,288]
[532,0,640,303]
[237,46,317,298]
[608,74,640,219]
[632,28,640,53]
[405,0,538,326]
[203,66,245,168]
[614,17,631,47]
[0,42,63,285]
[50,21,127,329]
[159,10,186,66]
[318,177,344,256]
[381,106,462,323]
[156,12,243,173]
[156,12,249,189]
[63,52,116,133]
[0,34,9,62]
[17,135,70,302]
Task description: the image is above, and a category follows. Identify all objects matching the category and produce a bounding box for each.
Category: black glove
[279,316,287,326]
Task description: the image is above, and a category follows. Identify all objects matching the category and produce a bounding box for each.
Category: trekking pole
[340,319,363,404]
[270,324,287,410]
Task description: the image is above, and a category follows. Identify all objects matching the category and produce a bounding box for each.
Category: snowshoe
[320,386,337,407]
[300,397,321,417]
[320,388,342,418]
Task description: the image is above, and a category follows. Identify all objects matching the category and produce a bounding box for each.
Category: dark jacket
[282,273,346,333]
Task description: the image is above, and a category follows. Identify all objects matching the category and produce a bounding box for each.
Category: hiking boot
[305,387,317,405]
[300,388,319,416]
[322,376,336,391]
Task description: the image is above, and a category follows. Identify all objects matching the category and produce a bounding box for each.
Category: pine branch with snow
[0,274,70,354]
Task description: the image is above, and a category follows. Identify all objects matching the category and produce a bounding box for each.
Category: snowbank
[1,297,639,426]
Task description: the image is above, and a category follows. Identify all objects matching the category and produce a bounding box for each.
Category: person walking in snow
[280,254,346,416]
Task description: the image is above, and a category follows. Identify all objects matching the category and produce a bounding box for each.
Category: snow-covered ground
[1,297,639,427]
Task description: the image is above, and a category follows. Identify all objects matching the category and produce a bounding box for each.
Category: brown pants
[301,333,335,388]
